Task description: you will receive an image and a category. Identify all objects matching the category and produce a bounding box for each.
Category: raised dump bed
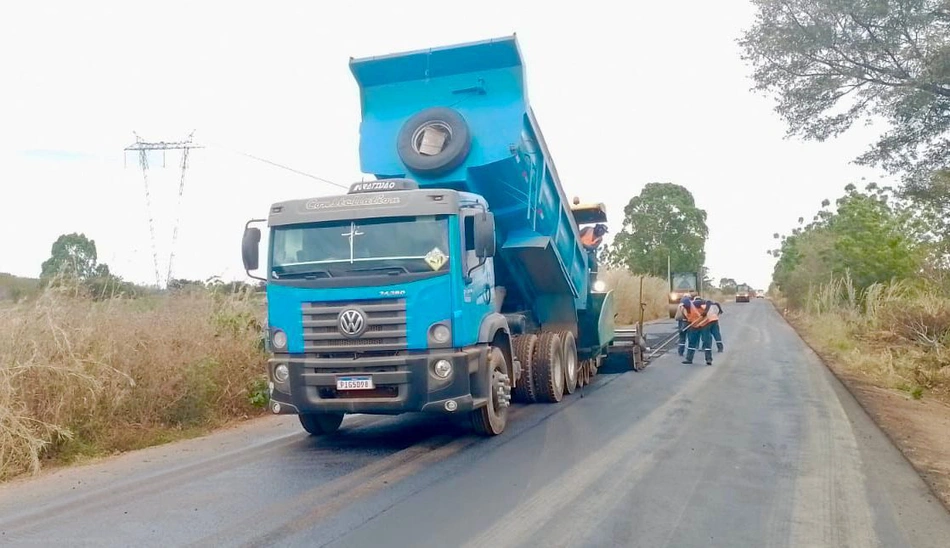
[349,35,591,331]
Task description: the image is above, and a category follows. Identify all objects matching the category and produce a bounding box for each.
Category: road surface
[2,300,949,547]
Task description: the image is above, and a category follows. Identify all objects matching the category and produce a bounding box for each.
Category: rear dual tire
[512,334,539,403]
[533,332,565,403]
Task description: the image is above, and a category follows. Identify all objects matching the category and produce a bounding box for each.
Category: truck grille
[302,299,407,354]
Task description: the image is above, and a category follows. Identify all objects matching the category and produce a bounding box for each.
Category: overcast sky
[0,1,894,290]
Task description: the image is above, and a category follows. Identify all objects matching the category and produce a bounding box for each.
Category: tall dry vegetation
[0,285,267,481]
[794,277,950,401]
[599,268,670,324]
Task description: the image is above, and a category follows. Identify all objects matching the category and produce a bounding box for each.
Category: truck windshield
[270,215,451,279]
[672,273,697,291]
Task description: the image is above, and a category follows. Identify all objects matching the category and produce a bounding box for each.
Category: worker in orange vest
[580,223,608,275]
[682,297,714,366]
[580,224,608,250]
[696,296,724,353]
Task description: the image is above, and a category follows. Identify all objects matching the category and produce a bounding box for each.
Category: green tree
[606,183,708,276]
[904,169,950,278]
[771,183,922,306]
[719,277,738,294]
[739,1,950,183]
[40,233,104,281]
[38,233,140,299]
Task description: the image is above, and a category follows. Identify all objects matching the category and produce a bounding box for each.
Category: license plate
[336,376,374,390]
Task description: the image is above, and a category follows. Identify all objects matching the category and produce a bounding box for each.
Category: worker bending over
[697,297,724,353]
[674,296,692,356]
[682,297,714,366]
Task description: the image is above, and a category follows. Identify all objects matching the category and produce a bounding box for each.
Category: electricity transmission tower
[124,132,202,288]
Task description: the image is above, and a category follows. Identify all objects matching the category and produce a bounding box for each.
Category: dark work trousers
[677,319,688,355]
[707,321,723,352]
[684,326,713,365]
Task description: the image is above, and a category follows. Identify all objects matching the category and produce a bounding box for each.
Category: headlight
[427,322,451,346]
[432,324,450,343]
[272,329,287,351]
[274,364,289,383]
[593,280,607,292]
[670,293,678,300]
[433,359,452,379]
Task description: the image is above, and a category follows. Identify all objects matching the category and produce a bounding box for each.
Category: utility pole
[667,253,671,290]
[124,132,202,288]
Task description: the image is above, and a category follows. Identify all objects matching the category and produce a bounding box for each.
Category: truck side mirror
[474,212,496,258]
[242,227,261,271]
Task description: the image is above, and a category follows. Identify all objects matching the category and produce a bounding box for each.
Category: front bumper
[267,347,486,416]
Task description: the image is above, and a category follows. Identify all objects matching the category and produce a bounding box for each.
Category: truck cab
[242,35,634,438]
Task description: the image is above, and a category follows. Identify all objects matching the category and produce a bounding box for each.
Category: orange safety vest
[687,303,712,328]
[705,305,719,322]
[684,305,702,326]
[580,227,602,248]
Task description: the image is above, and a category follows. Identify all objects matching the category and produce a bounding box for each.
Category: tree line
[27,232,263,301]
[741,0,950,304]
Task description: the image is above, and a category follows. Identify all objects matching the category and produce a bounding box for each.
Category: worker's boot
[705,348,713,366]
[682,349,694,365]
[716,342,724,353]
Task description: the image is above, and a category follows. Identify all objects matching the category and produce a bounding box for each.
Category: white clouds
[0,0,896,289]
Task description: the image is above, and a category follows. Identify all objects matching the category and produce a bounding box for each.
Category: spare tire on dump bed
[396,107,472,177]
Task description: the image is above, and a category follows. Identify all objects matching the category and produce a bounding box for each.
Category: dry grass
[792,277,950,402]
[0,285,268,481]
[599,269,670,324]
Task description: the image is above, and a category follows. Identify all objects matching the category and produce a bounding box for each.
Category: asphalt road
[2,300,950,547]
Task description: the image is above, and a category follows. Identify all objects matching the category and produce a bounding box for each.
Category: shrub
[0,285,267,480]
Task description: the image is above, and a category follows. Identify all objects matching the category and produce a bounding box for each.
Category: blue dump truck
[241,35,644,437]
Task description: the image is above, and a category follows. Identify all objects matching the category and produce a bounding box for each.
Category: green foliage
[40,233,102,281]
[38,233,141,300]
[739,0,950,183]
[719,278,738,294]
[904,170,950,278]
[247,376,270,409]
[771,183,923,307]
[605,182,708,276]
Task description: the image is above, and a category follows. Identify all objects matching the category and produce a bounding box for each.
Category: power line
[200,140,347,189]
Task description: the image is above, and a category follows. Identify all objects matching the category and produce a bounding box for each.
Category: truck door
[458,210,496,347]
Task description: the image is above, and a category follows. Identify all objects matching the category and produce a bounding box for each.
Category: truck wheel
[298,413,344,436]
[396,107,472,177]
[471,346,511,436]
[511,334,538,403]
[559,331,579,395]
[533,332,565,403]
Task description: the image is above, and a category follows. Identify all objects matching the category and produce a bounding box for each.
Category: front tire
[299,413,344,436]
[470,346,511,436]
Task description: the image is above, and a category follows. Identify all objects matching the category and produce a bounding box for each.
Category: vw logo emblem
[338,308,366,338]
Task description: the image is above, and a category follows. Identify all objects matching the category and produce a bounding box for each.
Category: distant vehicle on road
[735,284,753,303]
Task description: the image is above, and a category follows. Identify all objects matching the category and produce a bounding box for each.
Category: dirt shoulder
[780,309,950,511]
